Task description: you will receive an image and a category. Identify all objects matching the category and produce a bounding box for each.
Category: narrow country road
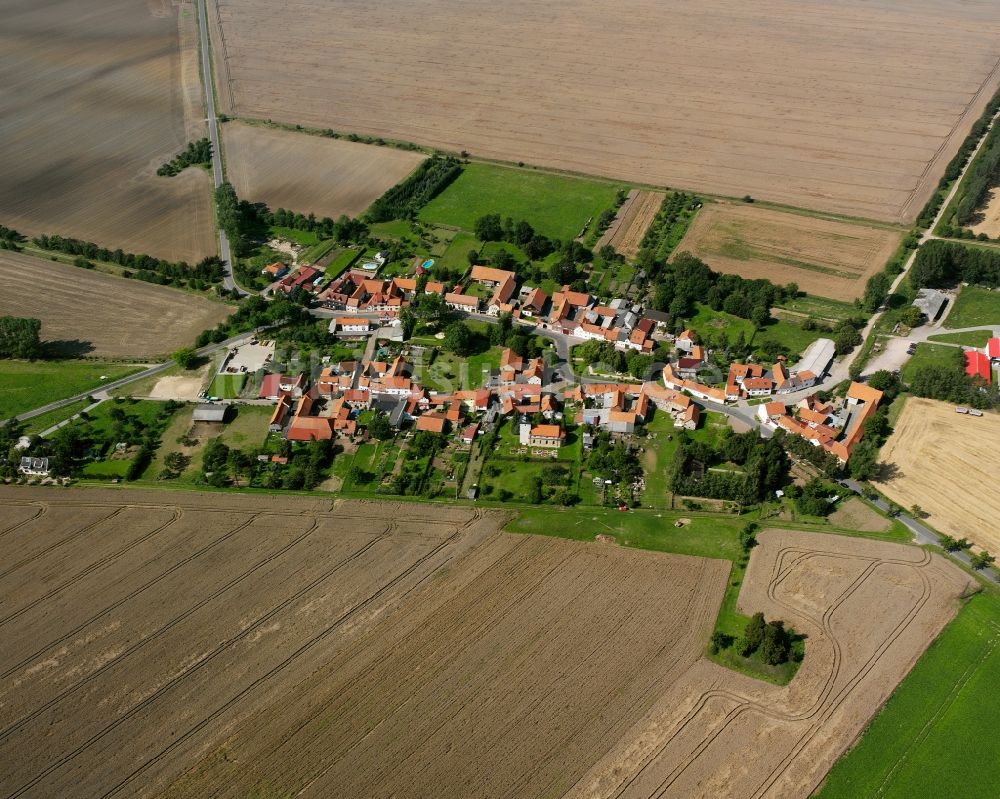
[841,479,1000,587]
[195,0,246,297]
[2,331,264,427]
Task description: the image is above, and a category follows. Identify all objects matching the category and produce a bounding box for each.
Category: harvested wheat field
[569,529,972,798]
[828,497,890,533]
[0,252,232,358]
[597,190,664,259]
[675,203,902,301]
[0,488,727,799]
[208,0,1000,223]
[222,122,424,217]
[877,397,1000,551]
[0,0,215,262]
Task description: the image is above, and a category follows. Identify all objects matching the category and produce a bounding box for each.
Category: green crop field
[419,162,623,240]
[816,589,1000,799]
[944,286,1000,329]
[0,360,144,420]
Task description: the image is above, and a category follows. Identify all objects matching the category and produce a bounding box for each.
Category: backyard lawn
[0,360,145,420]
[419,162,624,241]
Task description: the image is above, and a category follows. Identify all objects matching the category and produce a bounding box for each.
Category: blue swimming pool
[422,259,434,268]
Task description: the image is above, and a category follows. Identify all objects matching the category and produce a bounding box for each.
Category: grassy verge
[927,329,994,347]
[815,589,1000,799]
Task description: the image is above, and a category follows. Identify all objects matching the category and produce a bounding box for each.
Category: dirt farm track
[0,488,971,798]
[208,0,1000,223]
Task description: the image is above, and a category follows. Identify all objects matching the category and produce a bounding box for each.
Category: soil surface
[0,1,215,262]
[567,529,972,798]
[0,253,232,359]
[208,0,1000,222]
[222,122,424,220]
[675,203,902,302]
[0,490,970,798]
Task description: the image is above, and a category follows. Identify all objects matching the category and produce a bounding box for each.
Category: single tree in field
[910,504,924,519]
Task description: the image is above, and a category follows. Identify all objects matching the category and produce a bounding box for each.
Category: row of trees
[669,430,789,506]
[651,253,795,327]
[952,124,1000,229]
[0,224,25,251]
[32,234,225,289]
[366,156,462,222]
[157,138,212,177]
[916,88,1000,229]
[909,239,1000,289]
[0,316,42,359]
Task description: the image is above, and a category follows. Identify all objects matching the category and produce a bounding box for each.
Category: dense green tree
[0,316,42,359]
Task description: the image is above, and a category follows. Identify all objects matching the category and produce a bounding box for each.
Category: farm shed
[193,404,229,423]
[792,338,836,379]
[912,288,947,322]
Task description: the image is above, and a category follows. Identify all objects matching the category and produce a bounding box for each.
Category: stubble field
[0,489,971,799]
[0,0,215,262]
[0,253,232,358]
[222,122,424,218]
[0,488,727,799]
[876,397,1000,552]
[570,529,970,798]
[674,203,902,301]
[208,0,1000,223]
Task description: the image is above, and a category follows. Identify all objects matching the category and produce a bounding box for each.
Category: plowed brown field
[876,398,1000,552]
[0,252,233,358]
[207,0,1000,223]
[675,203,902,301]
[222,122,424,218]
[0,1,215,262]
[0,488,728,799]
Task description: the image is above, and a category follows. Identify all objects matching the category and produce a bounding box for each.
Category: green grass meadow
[419,162,624,240]
[944,286,1000,329]
[901,343,963,383]
[0,360,144,420]
[816,589,1000,799]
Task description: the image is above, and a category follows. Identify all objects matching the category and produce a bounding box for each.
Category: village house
[528,424,565,448]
